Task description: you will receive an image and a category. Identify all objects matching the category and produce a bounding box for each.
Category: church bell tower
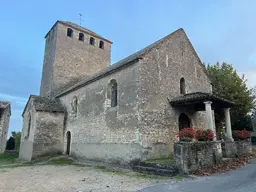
[40,20,112,97]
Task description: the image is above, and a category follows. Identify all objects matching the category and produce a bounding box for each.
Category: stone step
[139,161,178,171]
[133,165,179,176]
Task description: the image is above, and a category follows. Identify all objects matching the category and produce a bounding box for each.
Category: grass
[144,158,175,164]
[95,165,106,169]
[46,157,76,165]
[172,175,185,180]
[0,153,18,165]
[0,153,31,169]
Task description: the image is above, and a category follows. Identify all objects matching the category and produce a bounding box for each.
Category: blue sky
[0,0,255,134]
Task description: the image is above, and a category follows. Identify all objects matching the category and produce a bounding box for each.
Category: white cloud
[0,93,27,106]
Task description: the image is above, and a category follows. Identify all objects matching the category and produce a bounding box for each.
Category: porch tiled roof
[22,95,65,116]
[169,92,235,107]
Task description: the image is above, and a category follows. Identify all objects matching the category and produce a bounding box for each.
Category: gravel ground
[0,165,171,192]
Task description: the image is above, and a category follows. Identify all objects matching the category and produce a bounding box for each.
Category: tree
[6,136,15,150]
[252,86,256,130]
[11,131,21,151]
[232,115,253,131]
[206,62,255,132]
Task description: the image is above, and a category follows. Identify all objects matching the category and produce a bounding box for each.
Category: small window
[79,33,84,41]
[180,78,186,94]
[67,28,73,37]
[27,114,31,138]
[109,79,118,107]
[90,37,95,45]
[71,96,78,114]
[99,40,104,49]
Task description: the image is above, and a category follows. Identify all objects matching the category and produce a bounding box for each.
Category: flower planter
[223,140,252,158]
[174,141,222,174]
[236,140,252,156]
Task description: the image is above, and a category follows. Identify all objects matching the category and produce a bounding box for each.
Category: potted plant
[232,130,251,141]
[178,128,196,142]
[195,129,215,141]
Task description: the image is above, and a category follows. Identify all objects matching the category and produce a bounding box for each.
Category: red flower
[233,130,251,140]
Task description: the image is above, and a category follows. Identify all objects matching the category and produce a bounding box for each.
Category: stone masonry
[20,21,213,165]
[0,101,11,153]
[40,21,112,98]
[19,96,64,161]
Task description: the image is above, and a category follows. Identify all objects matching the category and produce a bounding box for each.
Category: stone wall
[137,29,212,160]
[0,107,10,153]
[19,99,37,161]
[19,98,64,161]
[57,29,213,164]
[223,140,252,158]
[59,62,142,165]
[39,22,57,97]
[32,111,64,158]
[40,22,112,97]
[174,141,222,174]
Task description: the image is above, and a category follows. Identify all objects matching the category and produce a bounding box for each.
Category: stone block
[223,140,251,158]
[223,141,237,158]
[174,141,223,174]
[236,140,252,156]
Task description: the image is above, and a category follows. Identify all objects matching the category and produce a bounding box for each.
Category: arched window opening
[180,78,186,94]
[90,37,95,45]
[108,79,118,107]
[178,113,190,131]
[99,40,104,49]
[67,28,73,37]
[78,33,84,41]
[27,114,31,138]
[71,96,78,114]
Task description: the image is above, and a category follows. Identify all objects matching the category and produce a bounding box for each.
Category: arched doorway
[66,131,71,155]
[179,113,190,130]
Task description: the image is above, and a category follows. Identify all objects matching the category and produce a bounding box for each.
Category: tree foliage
[252,86,256,129]
[5,136,15,150]
[232,115,253,131]
[11,131,21,151]
[206,62,255,129]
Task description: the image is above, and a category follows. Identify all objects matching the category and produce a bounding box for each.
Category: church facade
[19,21,234,164]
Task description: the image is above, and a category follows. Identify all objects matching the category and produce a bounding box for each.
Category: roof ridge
[56,28,184,97]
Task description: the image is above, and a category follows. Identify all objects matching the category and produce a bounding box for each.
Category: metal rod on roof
[78,13,84,26]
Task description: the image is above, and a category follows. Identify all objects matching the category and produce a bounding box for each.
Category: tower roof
[45,20,112,44]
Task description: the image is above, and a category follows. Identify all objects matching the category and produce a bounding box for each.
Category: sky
[0,0,256,134]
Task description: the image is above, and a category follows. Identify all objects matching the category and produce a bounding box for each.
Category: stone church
[19,20,234,163]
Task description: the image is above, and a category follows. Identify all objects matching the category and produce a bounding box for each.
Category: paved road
[139,162,256,192]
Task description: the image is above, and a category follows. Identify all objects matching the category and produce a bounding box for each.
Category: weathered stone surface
[21,22,214,165]
[137,29,212,160]
[0,102,11,153]
[224,140,252,158]
[40,21,112,97]
[174,141,223,174]
[60,63,141,165]
[19,97,64,161]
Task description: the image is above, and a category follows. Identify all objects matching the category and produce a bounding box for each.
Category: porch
[169,92,235,141]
